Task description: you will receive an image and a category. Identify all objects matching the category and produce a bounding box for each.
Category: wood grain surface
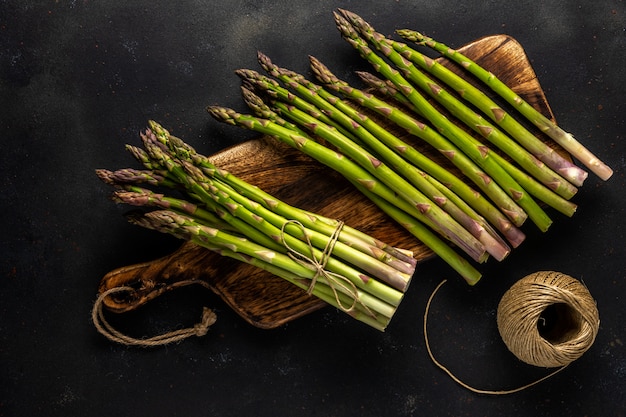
[98,35,559,329]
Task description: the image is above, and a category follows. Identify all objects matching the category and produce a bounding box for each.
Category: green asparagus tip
[125,144,152,166]
[147,120,166,135]
[112,190,152,206]
[124,211,152,229]
[240,86,284,123]
[308,56,343,87]
[124,210,190,242]
[97,168,168,187]
[207,105,238,125]
[395,29,424,44]
[258,52,304,85]
[95,169,115,185]
[333,10,356,38]
[235,68,275,87]
[256,51,278,75]
[241,86,265,108]
[337,9,373,33]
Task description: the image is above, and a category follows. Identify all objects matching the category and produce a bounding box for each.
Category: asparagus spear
[110,184,230,229]
[207,105,483,283]
[96,168,176,188]
[335,10,553,232]
[396,28,613,181]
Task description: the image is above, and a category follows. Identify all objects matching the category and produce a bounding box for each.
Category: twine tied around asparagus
[92,281,216,347]
[281,219,371,316]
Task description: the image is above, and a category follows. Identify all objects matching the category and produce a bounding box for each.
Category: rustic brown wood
[99,35,560,329]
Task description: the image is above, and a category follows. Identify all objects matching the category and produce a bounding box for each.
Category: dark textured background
[1,1,625,416]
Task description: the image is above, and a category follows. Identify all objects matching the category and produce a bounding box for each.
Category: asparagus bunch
[97,121,419,331]
[335,10,556,232]
[359,29,580,197]
[396,28,613,181]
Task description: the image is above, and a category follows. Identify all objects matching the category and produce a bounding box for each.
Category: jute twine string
[424,271,600,395]
[281,219,372,316]
[497,271,600,368]
[92,280,217,347]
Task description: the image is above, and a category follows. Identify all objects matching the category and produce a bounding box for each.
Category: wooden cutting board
[98,34,558,329]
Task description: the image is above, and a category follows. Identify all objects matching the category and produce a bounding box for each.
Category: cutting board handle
[98,242,215,313]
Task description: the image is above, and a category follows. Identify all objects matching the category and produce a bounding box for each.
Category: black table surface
[2,1,625,416]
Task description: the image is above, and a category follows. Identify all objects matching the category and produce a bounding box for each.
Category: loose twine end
[92,281,216,347]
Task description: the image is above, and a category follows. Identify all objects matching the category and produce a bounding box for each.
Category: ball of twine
[497,271,600,368]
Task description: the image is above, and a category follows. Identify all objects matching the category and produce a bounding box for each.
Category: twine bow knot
[280,219,367,315]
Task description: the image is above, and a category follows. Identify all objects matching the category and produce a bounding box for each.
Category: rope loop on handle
[92,281,216,347]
